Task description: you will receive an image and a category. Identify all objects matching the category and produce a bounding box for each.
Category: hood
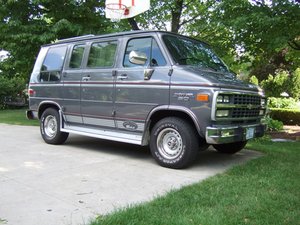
[184,66,259,91]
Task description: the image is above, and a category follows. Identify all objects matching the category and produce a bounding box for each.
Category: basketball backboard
[105,0,150,21]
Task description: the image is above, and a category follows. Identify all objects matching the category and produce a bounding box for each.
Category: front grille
[233,94,260,105]
[215,92,266,121]
[232,108,260,118]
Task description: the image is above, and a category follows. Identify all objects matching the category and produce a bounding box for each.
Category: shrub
[269,108,300,125]
[268,97,299,109]
[249,75,259,85]
[261,70,289,97]
[260,68,300,98]
[289,68,300,99]
[0,76,27,109]
[265,116,284,131]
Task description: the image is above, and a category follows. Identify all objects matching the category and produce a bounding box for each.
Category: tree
[186,0,300,77]
[133,0,300,78]
[0,0,113,80]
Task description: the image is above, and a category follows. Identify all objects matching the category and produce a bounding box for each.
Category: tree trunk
[128,17,140,30]
[171,0,184,33]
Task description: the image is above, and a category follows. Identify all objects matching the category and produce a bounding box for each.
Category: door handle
[117,74,128,80]
[82,75,91,81]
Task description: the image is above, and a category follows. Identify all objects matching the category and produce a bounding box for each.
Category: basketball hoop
[106,3,130,22]
[105,0,150,21]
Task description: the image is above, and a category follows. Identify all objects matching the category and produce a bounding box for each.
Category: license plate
[246,127,255,140]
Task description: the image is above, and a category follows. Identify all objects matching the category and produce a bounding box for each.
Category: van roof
[43,30,173,46]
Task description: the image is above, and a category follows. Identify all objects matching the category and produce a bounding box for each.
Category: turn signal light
[196,94,209,102]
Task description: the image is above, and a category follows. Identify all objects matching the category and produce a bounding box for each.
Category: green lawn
[90,140,300,225]
[0,109,39,126]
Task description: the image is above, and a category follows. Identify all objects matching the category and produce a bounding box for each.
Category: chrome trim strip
[83,116,115,127]
[61,124,142,145]
[65,115,82,124]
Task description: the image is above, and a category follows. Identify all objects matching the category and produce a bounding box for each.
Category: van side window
[87,41,117,68]
[123,38,166,68]
[40,46,67,82]
[69,44,85,69]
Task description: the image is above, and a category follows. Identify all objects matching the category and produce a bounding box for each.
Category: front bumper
[206,123,266,144]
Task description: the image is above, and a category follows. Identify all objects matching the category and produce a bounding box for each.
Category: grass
[0,109,39,126]
[89,139,300,225]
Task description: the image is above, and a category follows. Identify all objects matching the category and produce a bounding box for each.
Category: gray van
[27,30,267,168]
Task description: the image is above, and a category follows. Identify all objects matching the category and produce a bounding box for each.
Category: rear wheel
[213,141,247,154]
[40,108,69,145]
[150,117,199,169]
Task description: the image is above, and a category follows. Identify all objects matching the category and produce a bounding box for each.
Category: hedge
[269,108,300,125]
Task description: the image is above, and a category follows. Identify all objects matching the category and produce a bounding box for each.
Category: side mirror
[129,51,147,65]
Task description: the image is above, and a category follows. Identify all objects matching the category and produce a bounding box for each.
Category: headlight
[216,110,229,117]
[217,95,230,103]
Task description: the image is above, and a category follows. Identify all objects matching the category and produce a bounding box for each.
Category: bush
[0,76,27,109]
[289,68,300,99]
[269,108,300,125]
[249,75,259,85]
[261,70,289,97]
[260,68,300,98]
[265,116,284,131]
[268,97,299,109]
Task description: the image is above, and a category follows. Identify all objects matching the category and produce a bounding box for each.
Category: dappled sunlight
[0,167,9,172]
[23,161,44,169]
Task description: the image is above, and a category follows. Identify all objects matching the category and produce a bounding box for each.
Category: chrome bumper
[205,123,266,144]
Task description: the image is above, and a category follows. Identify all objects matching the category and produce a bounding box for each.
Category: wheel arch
[37,101,62,119]
[142,105,202,145]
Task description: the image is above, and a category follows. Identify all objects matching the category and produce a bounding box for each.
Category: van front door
[80,40,118,129]
[115,37,170,135]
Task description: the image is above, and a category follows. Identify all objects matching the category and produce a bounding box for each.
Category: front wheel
[40,108,69,145]
[150,117,199,169]
[213,141,247,154]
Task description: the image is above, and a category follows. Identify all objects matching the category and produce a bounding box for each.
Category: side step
[61,123,143,145]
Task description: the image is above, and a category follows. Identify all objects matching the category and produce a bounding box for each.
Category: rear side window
[40,46,67,82]
[42,46,67,72]
[69,44,85,69]
[87,41,117,68]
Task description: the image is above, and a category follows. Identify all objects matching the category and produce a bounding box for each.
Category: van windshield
[163,35,229,72]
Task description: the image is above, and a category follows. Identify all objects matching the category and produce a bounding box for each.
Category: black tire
[40,108,69,145]
[213,141,247,154]
[199,138,210,151]
[150,117,199,169]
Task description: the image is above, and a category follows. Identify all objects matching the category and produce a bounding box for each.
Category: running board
[61,123,143,145]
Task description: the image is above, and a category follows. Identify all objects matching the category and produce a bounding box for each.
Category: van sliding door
[80,40,118,130]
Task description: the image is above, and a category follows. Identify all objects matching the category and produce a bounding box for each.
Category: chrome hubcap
[44,115,57,138]
[157,128,183,160]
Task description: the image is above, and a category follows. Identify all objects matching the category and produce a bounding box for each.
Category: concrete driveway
[0,124,262,225]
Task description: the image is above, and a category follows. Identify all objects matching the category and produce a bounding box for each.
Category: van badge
[173,92,194,101]
[123,121,138,131]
